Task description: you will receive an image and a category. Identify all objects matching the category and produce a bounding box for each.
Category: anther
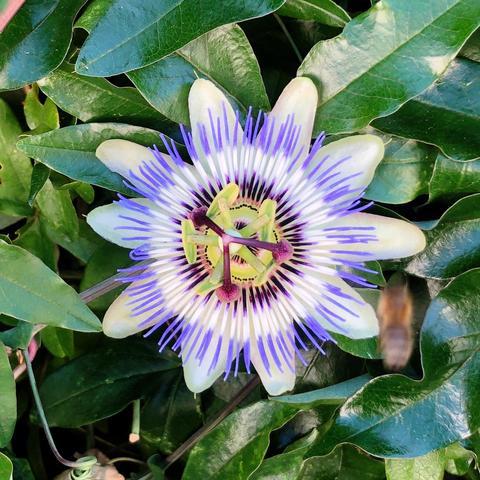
[189,206,208,228]
[272,239,294,263]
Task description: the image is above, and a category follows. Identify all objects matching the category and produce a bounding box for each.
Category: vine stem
[164,375,261,467]
[274,14,303,63]
[23,348,97,472]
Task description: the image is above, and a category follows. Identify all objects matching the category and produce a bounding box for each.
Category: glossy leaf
[27,163,50,207]
[23,85,59,133]
[79,243,131,311]
[0,452,13,480]
[40,326,74,358]
[0,321,34,350]
[428,154,480,203]
[183,401,298,480]
[308,268,480,458]
[13,218,57,271]
[406,194,480,278]
[44,218,104,264]
[460,28,480,62]
[40,338,179,427]
[16,123,170,195]
[140,370,202,454]
[129,24,270,125]
[365,134,437,204]
[0,241,101,332]
[298,0,480,135]
[35,179,79,242]
[274,374,372,408]
[0,0,87,90]
[0,341,15,447]
[38,64,173,131]
[76,0,286,76]
[0,99,32,216]
[74,0,112,33]
[299,445,386,479]
[278,0,350,28]
[373,59,480,161]
[385,450,445,480]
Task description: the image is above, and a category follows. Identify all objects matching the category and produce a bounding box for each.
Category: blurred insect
[377,272,414,371]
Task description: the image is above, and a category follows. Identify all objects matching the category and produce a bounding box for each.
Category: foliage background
[0,0,479,478]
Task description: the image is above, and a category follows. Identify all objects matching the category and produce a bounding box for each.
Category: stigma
[181,183,293,302]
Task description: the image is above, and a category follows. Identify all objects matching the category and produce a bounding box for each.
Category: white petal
[102,284,156,339]
[292,271,379,339]
[188,79,240,156]
[182,308,231,393]
[323,213,426,260]
[266,77,318,158]
[86,199,154,248]
[96,139,157,180]
[312,134,384,192]
[250,332,296,396]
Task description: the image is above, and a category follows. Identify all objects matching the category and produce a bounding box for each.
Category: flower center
[181,183,293,302]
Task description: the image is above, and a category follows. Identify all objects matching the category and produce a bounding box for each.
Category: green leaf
[460,27,480,62]
[0,321,34,350]
[27,163,50,207]
[23,85,59,132]
[308,268,480,458]
[0,0,88,90]
[0,241,101,332]
[428,154,480,203]
[79,243,132,311]
[40,326,74,358]
[274,374,372,408]
[299,445,386,479]
[365,134,437,204]
[75,0,286,76]
[36,179,79,242]
[0,341,15,448]
[0,99,33,216]
[13,218,58,271]
[406,194,480,278]
[39,338,179,427]
[16,123,173,195]
[75,0,113,33]
[140,370,202,454]
[278,0,350,28]
[298,0,480,135]
[44,218,104,264]
[385,450,445,480]
[373,58,480,161]
[444,443,475,476]
[59,181,95,204]
[38,64,173,131]
[250,433,317,480]
[129,24,270,125]
[0,452,13,480]
[183,401,298,480]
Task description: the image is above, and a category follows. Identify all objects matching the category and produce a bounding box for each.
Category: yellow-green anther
[239,214,270,237]
[186,234,219,246]
[194,261,223,295]
[258,199,277,242]
[217,197,234,229]
[237,247,266,273]
[207,183,239,218]
[253,259,276,287]
[181,219,197,264]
